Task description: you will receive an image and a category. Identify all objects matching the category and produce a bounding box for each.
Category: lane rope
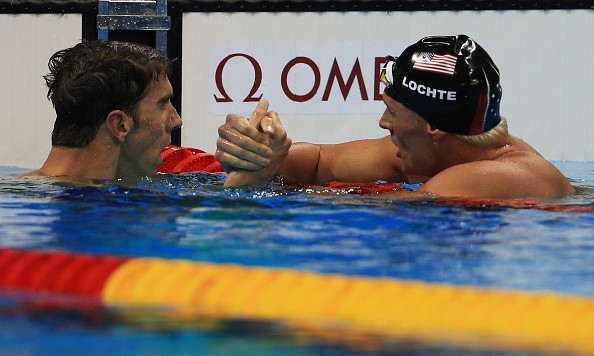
[1,248,593,353]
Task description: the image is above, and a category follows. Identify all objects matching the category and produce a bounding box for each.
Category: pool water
[0,162,593,355]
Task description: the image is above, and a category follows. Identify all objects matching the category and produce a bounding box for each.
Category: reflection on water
[0,162,593,295]
[0,162,593,355]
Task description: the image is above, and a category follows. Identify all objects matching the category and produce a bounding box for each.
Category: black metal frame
[1,0,594,13]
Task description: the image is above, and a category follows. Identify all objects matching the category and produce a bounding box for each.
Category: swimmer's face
[118,78,183,178]
[379,93,437,177]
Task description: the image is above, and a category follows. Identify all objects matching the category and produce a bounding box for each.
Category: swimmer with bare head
[23,40,182,181]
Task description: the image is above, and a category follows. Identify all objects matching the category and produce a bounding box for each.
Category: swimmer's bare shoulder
[418,151,574,199]
[19,170,43,178]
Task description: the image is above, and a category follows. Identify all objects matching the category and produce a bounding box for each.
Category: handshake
[216,99,293,187]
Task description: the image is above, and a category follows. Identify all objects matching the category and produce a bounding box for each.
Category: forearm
[280,137,409,185]
[276,143,321,184]
[224,168,274,187]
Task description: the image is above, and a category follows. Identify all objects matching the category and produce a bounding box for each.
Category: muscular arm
[216,109,416,185]
[277,136,408,185]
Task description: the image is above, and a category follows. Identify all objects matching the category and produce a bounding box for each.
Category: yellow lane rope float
[1,248,593,353]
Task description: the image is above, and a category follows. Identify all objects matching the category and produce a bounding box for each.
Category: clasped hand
[216,99,292,187]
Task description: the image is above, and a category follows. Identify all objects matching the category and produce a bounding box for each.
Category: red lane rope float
[0,249,127,297]
[437,197,594,213]
[324,181,407,194]
[286,181,408,195]
[290,181,594,213]
[158,145,224,174]
[1,248,594,354]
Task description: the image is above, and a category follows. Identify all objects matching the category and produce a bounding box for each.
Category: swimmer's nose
[379,109,392,131]
[170,108,183,131]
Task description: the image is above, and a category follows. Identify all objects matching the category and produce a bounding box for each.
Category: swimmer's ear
[428,125,447,141]
[106,110,134,142]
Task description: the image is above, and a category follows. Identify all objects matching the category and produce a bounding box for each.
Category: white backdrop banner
[182,11,594,160]
[208,43,394,116]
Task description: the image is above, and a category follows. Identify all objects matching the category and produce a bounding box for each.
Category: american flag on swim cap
[412,52,457,76]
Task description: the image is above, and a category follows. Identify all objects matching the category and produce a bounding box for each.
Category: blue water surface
[0,162,593,355]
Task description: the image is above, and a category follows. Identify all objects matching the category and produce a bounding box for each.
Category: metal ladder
[97,0,171,55]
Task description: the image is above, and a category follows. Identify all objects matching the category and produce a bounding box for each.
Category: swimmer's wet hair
[45,40,172,148]
[454,117,508,145]
[407,106,508,146]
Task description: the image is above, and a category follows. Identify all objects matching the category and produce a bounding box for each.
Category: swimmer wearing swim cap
[218,34,575,200]
[380,35,502,135]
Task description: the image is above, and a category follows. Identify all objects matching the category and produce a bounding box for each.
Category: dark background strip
[2,0,594,14]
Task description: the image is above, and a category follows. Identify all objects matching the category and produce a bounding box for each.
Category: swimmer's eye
[159,98,173,110]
